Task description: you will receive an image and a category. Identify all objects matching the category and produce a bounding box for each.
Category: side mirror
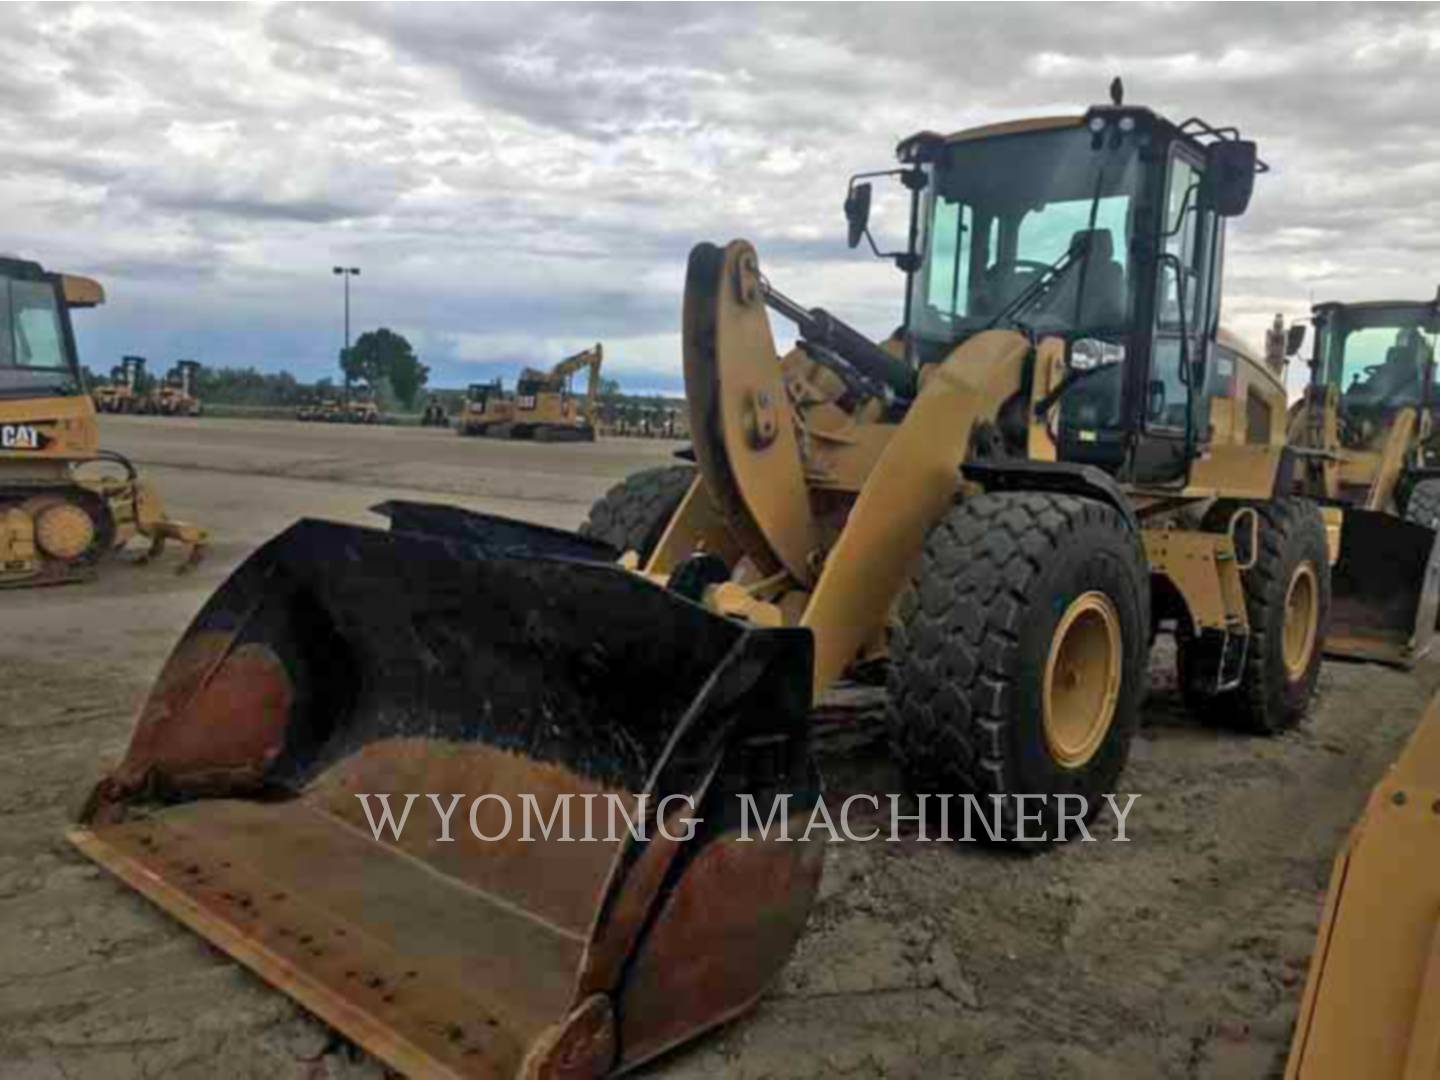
[1286,323,1307,357]
[844,182,872,249]
[1204,140,1258,217]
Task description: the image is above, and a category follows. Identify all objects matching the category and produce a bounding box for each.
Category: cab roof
[0,254,105,307]
[896,104,1264,172]
[1313,298,1439,314]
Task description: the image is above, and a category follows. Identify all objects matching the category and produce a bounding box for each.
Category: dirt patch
[1,648,1430,1079]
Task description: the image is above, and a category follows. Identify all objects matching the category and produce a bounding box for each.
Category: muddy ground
[1,415,1431,1079]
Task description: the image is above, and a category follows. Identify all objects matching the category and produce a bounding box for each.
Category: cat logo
[0,424,45,451]
[517,395,538,410]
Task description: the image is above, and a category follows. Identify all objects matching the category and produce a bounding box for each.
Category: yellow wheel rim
[1282,562,1319,681]
[1043,591,1123,770]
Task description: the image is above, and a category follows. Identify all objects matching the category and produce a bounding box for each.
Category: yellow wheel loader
[71,93,1331,1078]
[0,257,207,585]
[1283,294,1440,665]
[1284,691,1440,1079]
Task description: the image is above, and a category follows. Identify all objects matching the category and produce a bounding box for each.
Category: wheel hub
[1282,562,1319,681]
[1043,591,1123,769]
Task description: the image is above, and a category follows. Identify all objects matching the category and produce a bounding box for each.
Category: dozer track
[0,468,206,587]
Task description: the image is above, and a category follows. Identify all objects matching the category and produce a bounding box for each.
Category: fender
[961,459,1140,532]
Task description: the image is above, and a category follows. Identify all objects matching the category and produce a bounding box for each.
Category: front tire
[886,492,1150,840]
[580,464,695,561]
[1406,478,1440,530]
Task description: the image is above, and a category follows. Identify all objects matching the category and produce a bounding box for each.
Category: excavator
[458,345,603,441]
[1285,690,1440,1079]
[71,92,1338,1077]
[1285,292,1440,664]
[0,256,207,584]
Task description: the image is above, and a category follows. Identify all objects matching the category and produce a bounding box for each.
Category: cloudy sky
[2,2,1437,395]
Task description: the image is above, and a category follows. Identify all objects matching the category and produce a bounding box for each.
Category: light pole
[333,266,360,389]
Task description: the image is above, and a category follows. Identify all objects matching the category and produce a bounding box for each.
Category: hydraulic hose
[763,282,916,400]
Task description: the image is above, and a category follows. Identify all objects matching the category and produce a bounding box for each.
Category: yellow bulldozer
[458,345,603,441]
[91,354,146,414]
[1284,690,1440,1079]
[295,394,339,422]
[0,256,207,584]
[71,93,1338,1077]
[1285,293,1440,665]
[144,359,203,416]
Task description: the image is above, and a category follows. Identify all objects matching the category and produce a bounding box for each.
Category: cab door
[1130,145,1221,485]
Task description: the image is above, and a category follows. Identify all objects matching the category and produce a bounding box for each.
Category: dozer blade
[70,507,823,1079]
[1326,509,1440,667]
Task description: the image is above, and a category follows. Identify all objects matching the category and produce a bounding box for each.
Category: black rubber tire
[580,464,696,560]
[1406,478,1440,530]
[886,492,1150,841]
[1182,499,1330,734]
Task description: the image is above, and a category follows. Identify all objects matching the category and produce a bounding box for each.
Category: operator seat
[1052,228,1127,328]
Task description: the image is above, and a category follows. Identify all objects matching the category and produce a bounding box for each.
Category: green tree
[342,328,429,407]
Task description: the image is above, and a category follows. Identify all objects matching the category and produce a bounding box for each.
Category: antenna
[1110,77,1124,107]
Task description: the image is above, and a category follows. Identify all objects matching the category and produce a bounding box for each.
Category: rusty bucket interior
[1325,508,1440,667]
[69,504,823,1079]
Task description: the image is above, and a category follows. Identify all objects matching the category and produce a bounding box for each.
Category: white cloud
[0,0,1435,397]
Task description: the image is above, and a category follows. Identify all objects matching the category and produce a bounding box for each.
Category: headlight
[1069,338,1126,371]
[1088,116,1107,134]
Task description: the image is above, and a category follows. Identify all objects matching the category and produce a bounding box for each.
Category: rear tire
[1185,499,1329,734]
[886,492,1150,841]
[580,464,696,561]
[1406,479,1440,530]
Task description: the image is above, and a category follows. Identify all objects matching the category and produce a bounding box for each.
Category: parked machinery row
[92,356,203,416]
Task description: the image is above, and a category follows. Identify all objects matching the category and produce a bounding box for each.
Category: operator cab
[1311,299,1440,447]
[847,91,1264,486]
[0,256,88,400]
[467,379,502,407]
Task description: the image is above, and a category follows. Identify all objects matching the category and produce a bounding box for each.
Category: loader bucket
[69,508,823,1079]
[1325,508,1440,667]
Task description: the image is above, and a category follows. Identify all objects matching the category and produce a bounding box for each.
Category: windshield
[1318,306,1440,409]
[0,276,79,396]
[911,124,1145,345]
